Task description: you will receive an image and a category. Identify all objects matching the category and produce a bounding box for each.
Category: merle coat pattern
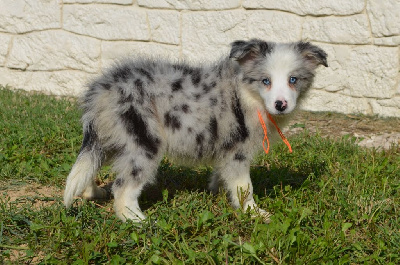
[64,39,328,222]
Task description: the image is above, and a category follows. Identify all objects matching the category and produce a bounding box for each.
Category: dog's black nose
[275,100,287,112]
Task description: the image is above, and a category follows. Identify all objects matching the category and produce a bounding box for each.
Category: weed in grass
[0,86,399,264]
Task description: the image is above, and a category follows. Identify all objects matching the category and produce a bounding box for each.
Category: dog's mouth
[266,107,293,116]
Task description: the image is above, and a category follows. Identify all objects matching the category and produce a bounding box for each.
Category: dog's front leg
[218,160,272,222]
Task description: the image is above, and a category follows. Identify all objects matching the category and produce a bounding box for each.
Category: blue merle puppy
[64,39,328,222]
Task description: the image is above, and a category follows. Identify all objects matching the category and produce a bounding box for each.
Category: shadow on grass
[140,161,212,210]
[250,165,319,199]
[139,157,328,210]
[64,153,328,215]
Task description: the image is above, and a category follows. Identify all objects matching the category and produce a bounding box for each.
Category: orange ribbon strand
[257,110,293,154]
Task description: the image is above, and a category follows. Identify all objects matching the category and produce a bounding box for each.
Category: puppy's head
[230,39,328,115]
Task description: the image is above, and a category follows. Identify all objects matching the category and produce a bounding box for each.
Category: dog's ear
[229,39,273,65]
[295,42,328,68]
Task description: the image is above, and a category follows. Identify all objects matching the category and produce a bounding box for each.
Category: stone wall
[0,0,399,117]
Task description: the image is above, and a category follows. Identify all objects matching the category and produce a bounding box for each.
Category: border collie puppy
[64,39,328,222]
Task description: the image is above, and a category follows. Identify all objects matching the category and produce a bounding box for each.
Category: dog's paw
[250,207,273,224]
[116,207,146,223]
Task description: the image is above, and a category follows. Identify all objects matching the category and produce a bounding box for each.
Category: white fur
[260,46,303,115]
[113,182,146,222]
[64,152,105,207]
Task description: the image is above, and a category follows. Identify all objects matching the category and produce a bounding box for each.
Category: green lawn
[0,86,399,264]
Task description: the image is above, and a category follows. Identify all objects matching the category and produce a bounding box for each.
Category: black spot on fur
[136,68,154,83]
[118,87,134,104]
[132,79,145,104]
[221,138,235,150]
[80,122,98,153]
[172,64,181,71]
[234,152,246,161]
[120,106,160,157]
[114,178,124,187]
[210,97,218,106]
[181,67,190,75]
[135,79,144,94]
[120,94,133,104]
[101,83,111,90]
[196,133,204,158]
[219,90,228,112]
[222,92,249,150]
[113,65,133,82]
[203,81,216,93]
[172,78,183,92]
[232,92,249,140]
[191,69,202,86]
[174,65,202,87]
[182,104,190,113]
[194,94,202,101]
[196,133,204,145]
[173,64,190,74]
[209,117,218,142]
[131,166,142,178]
[216,65,223,78]
[164,112,181,131]
[188,127,193,133]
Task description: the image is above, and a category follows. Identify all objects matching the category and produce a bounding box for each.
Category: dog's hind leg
[64,122,107,208]
[111,148,162,222]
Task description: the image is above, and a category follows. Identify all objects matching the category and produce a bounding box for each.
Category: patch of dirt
[284,111,400,150]
[1,184,61,262]
[1,182,62,208]
[3,243,45,264]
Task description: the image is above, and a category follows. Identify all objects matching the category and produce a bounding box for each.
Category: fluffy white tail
[64,151,100,208]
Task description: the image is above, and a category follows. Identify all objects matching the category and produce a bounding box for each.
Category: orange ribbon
[257,110,293,154]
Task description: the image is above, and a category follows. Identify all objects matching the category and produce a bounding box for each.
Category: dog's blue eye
[289,76,297,84]
[262,78,271,86]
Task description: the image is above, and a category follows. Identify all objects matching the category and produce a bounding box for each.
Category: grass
[0,86,399,264]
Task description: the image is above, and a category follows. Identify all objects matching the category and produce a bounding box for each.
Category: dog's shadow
[137,158,327,210]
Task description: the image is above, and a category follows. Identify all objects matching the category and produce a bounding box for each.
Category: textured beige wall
[0,0,399,117]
